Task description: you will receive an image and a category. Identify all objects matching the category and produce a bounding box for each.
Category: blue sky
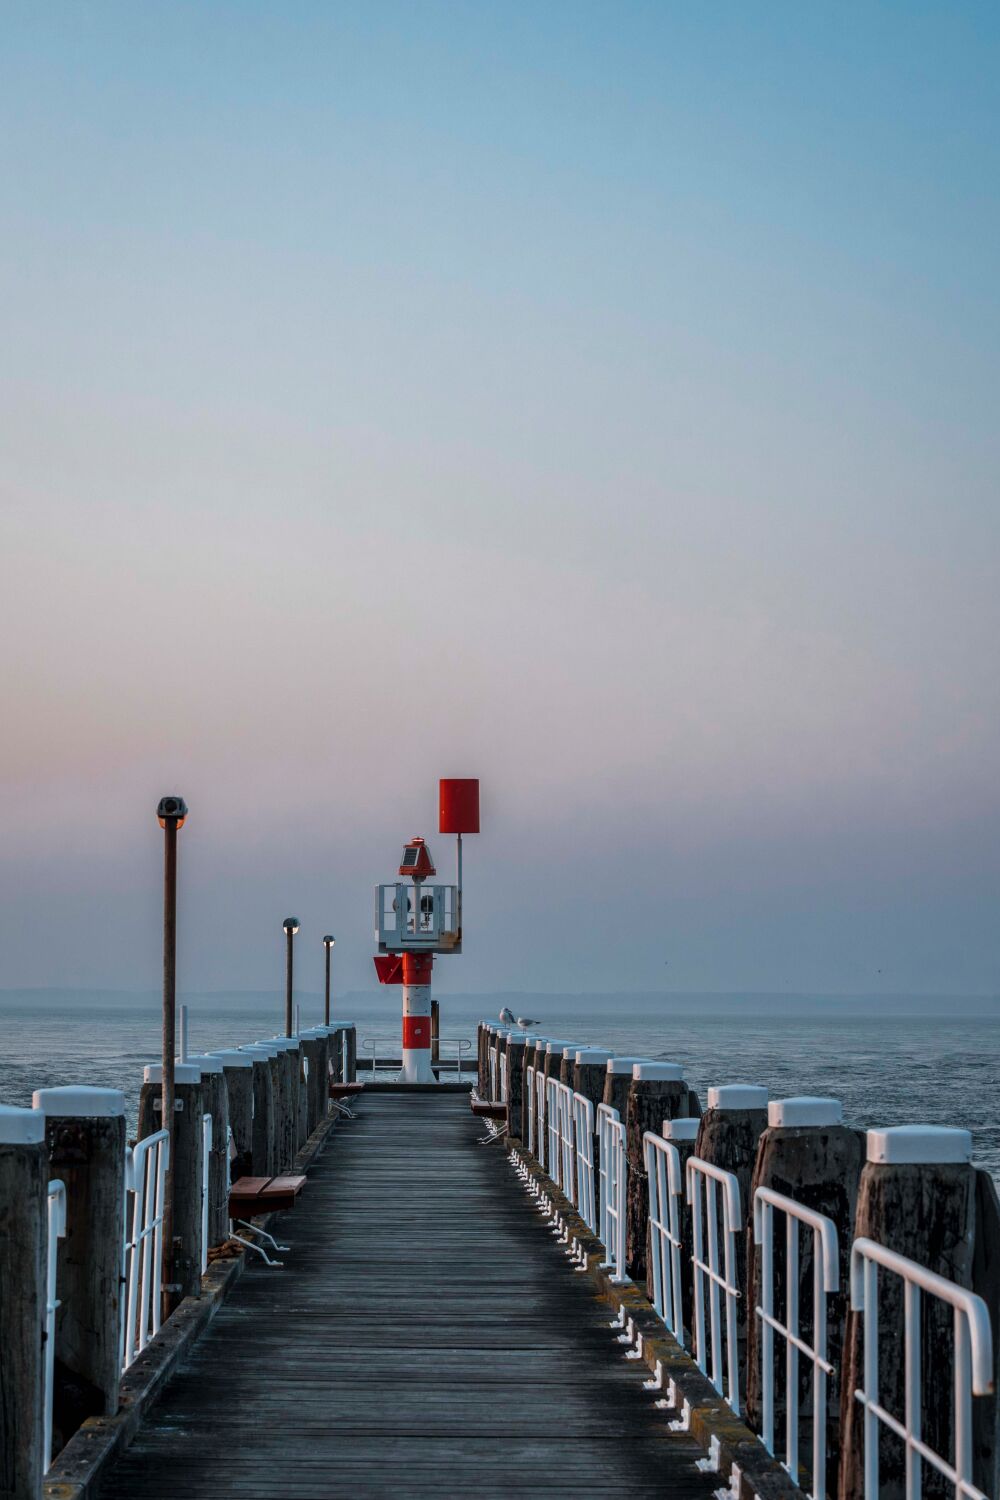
[1,2,998,996]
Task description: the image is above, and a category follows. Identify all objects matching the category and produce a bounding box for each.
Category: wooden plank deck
[103,1092,718,1498]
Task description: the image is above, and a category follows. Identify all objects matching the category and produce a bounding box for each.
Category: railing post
[138,1062,206,1303]
[839,1125,978,1500]
[625,1062,692,1280]
[32,1087,127,1431]
[188,1057,230,1251]
[746,1096,862,1498]
[0,1104,47,1498]
[207,1050,254,1181]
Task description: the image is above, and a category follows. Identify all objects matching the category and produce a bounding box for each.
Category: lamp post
[157,794,188,1311]
[323,935,336,1025]
[283,918,299,1037]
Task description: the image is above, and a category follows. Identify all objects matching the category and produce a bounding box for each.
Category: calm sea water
[2,992,998,1180]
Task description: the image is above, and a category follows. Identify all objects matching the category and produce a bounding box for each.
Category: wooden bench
[470,1098,507,1120]
[228,1173,306,1220]
[329,1082,364,1100]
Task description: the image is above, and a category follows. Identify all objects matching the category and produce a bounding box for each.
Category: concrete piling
[745,1096,864,1494]
[0,1104,47,1500]
[138,1062,205,1302]
[624,1062,690,1279]
[32,1087,127,1427]
[838,1125,980,1500]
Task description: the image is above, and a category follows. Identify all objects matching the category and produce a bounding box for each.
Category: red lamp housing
[439,778,480,835]
[398,837,436,879]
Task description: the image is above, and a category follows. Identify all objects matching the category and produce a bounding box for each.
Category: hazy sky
[1,2,998,999]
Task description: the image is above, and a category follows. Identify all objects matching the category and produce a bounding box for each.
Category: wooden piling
[208,1050,254,1181]
[520,1036,548,1144]
[625,1062,690,1279]
[972,1167,1000,1499]
[240,1045,277,1176]
[559,1043,588,1089]
[839,1126,979,1500]
[477,1022,489,1095]
[538,1040,571,1158]
[138,1063,205,1303]
[266,1040,298,1171]
[343,1023,357,1084]
[431,1000,440,1067]
[300,1031,329,1134]
[602,1057,653,1116]
[0,1104,47,1500]
[744,1096,864,1494]
[33,1087,127,1427]
[505,1034,528,1141]
[693,1083,768,1408]
[189,1057,230,1249]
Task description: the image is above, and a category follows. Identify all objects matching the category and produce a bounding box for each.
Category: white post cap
[187,1054,225,1074]
[545,1040,572,1054]
[144,1063,203,1084]
[268,1037,302,1051]
[607,1056,652,1074]
[507,1033,529,1045]
[633,1062,684,1082]
[0,1104,46,1144]
[329,1020,356,1030]
[867,1125,973,1165]
[575,1048,614,1065]
[239,1043,279,1058]
[662,1117,700,1141]
[561,1044,587,1060]
[206,1050,254,1068]
[708,1084,768,1110]
[32,1086,126,1117]
[769,1097,843,1128]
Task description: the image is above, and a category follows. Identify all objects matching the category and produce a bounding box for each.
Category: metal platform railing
[359,1036,475,1078]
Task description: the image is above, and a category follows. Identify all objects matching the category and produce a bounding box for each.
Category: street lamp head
[157,795,188,828]
[283,917,300,936]
[323,934,336,948]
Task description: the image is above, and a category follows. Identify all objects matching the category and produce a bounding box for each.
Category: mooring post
[839,1125,979,1500]
[625,1062,691,1279]
[0,1104,47,1499]
[538,1039,569,1153]
[477,1022,489,1095]
[207,1050,254,1181]
[652,1117,700,1340]
[559,1042,587,1089]
[32,1087,127,1425]
[573,1048,615,1173]
[745,1095,864,1487]
[138,1062,205,1303]
[431,999,440,1067]
[505,1033,529,1140]
[188,1057,230,1250]
[343,1022,357,1083]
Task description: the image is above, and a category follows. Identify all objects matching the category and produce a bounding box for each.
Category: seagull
[499,1006,516,1025]
[516,1015,540,1028]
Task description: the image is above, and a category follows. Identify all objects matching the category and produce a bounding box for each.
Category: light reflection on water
[1,995,997,1181]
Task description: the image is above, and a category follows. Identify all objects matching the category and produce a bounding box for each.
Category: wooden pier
[99,1091,718,1498]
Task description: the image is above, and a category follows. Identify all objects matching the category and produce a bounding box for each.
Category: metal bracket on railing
[697,1435,722,1473]
[644,1360,665,1392]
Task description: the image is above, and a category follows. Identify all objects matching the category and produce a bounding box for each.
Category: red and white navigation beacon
[374,779,480,1084]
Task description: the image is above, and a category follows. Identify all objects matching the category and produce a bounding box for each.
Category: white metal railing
[374,881,459,949]
[557,1083,576,1204]
[44,1179,67,1472]
[526,1066,537,1154]
[360,1035,474,1078]
[499,1051,509,1104]
[122,1128,170,1370]
[489,1043,499,1101]
[687,1155,743,1412]
[546,1076,562,1186]
[850,1236,994,1500]
[573,1093,597,1232]
[201,1113,212,1273]
[644,1131,686,1337]
[535,1068,547,1170]
[754,1185,839,1499]
[597,1103,627,1283]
